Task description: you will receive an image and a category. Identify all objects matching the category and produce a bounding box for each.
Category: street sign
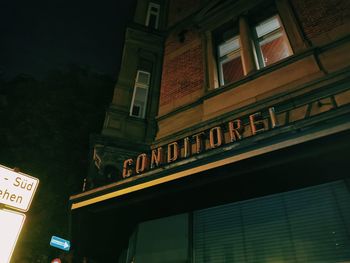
[0,209,26,263]
[0,164,39,212]
[50,236,71,252]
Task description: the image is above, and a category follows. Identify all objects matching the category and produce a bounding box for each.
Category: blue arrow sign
[50,236,71,251]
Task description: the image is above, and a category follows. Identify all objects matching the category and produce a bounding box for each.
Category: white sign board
[0,209,26,263]
[0,164,39,212]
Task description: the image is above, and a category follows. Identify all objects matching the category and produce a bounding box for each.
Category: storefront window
[193,181,350,262]
[126,214,189,263]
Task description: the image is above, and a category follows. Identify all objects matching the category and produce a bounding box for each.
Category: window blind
[194,181,350,263]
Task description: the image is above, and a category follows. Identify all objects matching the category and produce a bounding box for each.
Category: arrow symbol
[51,239,69,248]
[52,239,64,246]
[50,236,70,251]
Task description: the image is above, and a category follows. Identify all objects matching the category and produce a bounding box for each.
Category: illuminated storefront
[69,0,350,262]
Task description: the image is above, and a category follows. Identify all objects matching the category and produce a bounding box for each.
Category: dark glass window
[194,181,350,262]
[126,214,189,263]
[148,14,158,29]
[146,3,160,29]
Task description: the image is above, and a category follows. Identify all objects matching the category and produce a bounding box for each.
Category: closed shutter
[194,181,350,263]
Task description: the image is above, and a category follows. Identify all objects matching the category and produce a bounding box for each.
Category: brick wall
[167,0,201,27]
[159,28,204,108]
[291,0,350,40]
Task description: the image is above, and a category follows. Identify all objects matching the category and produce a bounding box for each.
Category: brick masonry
[159,0,350,111]
[290,0,350,39]
[160,29,204,107]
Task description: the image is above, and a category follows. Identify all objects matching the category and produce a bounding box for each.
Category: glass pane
[255,16,281,38]
[134,214,189,263]
[148,14,158,29]
[194,181,350,263]
[131,86,147,117]
[151,6,158,12]
[194,205,246,262]
[221,56,244,84]
[131,105,141,117]
[218,36,240,57]
[259,33,291,66]
[137,71,150,85]
[285,184,350,262]
[242,197,297,262]
[134,86,147,101]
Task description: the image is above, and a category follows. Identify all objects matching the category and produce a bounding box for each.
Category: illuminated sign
[122,107,279,178]
[0,209,26,263]
[0,165,39,212]
[50,236,71,252]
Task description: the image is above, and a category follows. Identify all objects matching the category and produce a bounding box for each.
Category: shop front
[70,84,350,262]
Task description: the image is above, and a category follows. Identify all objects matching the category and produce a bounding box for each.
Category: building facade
[69,0,350,262]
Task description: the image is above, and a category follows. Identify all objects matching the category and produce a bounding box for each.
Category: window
[125,214,189,263]
[253,15,292,68]
[213,10,293,88]
[146,3,160,29]
[130,70,150,118]
[218,35,244,86]
[194,181,350,262]
[214,21,244,87]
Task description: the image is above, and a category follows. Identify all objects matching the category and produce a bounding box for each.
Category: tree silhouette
[0,66,114,262]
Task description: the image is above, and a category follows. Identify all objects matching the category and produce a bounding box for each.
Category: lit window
[213,9,293,88]
[146,3,160,29]
[217,35,244,86]
[130,71,150,118]
[253,15,292,68]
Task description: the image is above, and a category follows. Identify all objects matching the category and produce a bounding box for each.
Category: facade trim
[71,119,350,210]
[155,74,350,145]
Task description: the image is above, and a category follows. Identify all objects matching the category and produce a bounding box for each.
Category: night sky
[1,0,136,79]
[0,1,136,261]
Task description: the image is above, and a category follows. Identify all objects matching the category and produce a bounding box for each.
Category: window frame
[217,35,243,86]
[145,2,160,29]
[130,70,151,119]
[252,14,293,69]
[211,10,295,89]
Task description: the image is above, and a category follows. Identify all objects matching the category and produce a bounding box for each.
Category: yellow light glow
[0,209,25,263]
[71,122,350,210]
